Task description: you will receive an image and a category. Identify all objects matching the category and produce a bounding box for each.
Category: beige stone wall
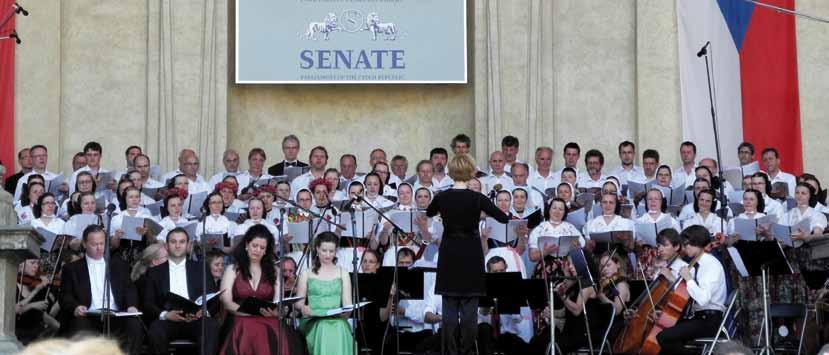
[11,0,829,180]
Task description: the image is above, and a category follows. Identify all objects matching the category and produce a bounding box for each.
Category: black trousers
[477,323,529,355]
[68,315,144,355]
[656,312,722,355]
[441,296,479,355]
[147,317,220,355]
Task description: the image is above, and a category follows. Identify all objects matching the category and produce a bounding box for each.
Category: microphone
[14,3,28,16]
[106,203,117,215]
[488,183,503,200]
[696,41,710,57]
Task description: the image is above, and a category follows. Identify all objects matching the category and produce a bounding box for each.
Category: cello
[612,253,703,354]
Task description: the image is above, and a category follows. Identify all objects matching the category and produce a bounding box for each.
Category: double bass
[612,253,703,354]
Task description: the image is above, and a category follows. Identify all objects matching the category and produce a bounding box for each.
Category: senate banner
[235,0,467,84]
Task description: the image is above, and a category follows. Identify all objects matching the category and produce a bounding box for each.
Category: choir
[5,133,829,355]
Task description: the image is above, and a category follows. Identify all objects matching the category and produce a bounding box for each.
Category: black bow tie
[285,162,296,167]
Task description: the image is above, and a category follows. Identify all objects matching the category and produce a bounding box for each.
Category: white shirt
[784,206,828,233]
[478,307,534,343]
[763,195,785,221]
[682,213,724,235]
[577,174,607,190]
[635,212,681,232]
[110,208,155,236]
[156,215,188,242]
[290,171,322,200]
[208,170,243,193]
[15,204,34,225]
[529,169,558,195]
[14,170,60,201]
[87,256,118,311]
[235,219,279,239]
[686,253,727,312]
[422,272,442,331]
[584,215,634,235]
[768,170,797,198]
[31,216,66,235]
[673,165,696,189]
[196,214,236,240]
[168,259,190,299]
[237,171,275,193]
[609,165,645,185]
[432,174,454,191]
[161,169,210,194]
[226,199,248,214]
[482,173,514,194]
[528,221,586,250]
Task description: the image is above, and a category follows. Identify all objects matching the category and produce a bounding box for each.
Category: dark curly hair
[231,224,276,285]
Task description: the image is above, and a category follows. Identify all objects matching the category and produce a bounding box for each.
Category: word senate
[300,49,406,70]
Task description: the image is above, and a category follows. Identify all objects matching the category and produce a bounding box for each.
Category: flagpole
[743,0,829,24]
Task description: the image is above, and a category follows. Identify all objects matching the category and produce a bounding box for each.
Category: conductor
[426,154,510,355]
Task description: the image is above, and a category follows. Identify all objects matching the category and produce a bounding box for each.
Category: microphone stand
[274,195,346,272]
[341,199,366,355]
[354,196,406,355]
[199,212,207,355]
[102,204,116,336]
[698,42,728,235]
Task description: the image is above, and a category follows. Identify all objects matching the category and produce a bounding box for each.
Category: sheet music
[287,221,311,244]
[537,235,580,257]
[633,222,658,247]
[733,218,758,241]
[388,210,424,234]
[46,173,64,195]
[176,221,198,239]
[565,208,587,231]
[186,192,208,218]
[340,209,379,237]
[727,247,749,278]
[35,227,58,252]
[121,216,146,241]
[66,214,100,238]
[485,218,526,244]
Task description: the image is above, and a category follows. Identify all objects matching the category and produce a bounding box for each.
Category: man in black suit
[3,148,31,195]
[144,227,220,355]
[60,224,144,354]
[267,134,308,176]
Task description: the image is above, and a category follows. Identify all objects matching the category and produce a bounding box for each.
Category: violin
[599,274,626,298]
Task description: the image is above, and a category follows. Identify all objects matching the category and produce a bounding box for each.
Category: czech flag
[677,0,802,174]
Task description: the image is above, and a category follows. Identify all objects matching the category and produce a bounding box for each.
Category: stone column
[0,225,43,353]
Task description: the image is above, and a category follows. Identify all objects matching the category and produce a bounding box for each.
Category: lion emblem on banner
[305,13,339,40]
[365,12,398,41]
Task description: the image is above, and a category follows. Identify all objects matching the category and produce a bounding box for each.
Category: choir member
[144,228,220,355]
[290,146,328,200]
[762,147,797,198]
[673,141,697,188]
[482,151,513,193]
[530,146,557,194]
[577,149,607,189]
[14,145,60,202]
[682,188,725,235]
[4,148,31,196]
[267,134,308,176]
[610,141,645,185]
[60,225,144,354]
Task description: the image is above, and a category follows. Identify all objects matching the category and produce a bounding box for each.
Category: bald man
[161,149,210,194]
[482,151,514,194]
[209,149,242,191]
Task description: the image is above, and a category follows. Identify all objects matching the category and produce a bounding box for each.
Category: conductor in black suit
[144,227,220,355]
[60,224,144,354]
[267,134,308,176]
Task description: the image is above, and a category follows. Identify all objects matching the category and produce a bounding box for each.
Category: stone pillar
[0,225,42,354]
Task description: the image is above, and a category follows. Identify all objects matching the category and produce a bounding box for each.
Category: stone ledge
[0,226,43,261]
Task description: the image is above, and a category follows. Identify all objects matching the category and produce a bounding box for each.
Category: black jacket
[142,260,218,320]
[60,257,139,317]
[267,160,308,177]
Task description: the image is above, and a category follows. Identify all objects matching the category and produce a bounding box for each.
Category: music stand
[733,240,793,355]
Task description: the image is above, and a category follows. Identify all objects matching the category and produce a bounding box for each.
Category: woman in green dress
[295,231,354,355]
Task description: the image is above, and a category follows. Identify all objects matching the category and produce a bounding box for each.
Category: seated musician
[477,256,532,355]
[143,227,220,355]
[16,259,60,345]
[59,224,144,354]
[655,225,727,354]
[378,248,432,352]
